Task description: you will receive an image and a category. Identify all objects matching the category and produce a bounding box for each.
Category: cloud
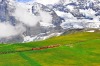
[13,2,53,26]
[39,11,53,23]
[12,3,40,27]
[0,2,53,39]
[34,0,60,5]
[0,22,25,38]
[16,0,33,2]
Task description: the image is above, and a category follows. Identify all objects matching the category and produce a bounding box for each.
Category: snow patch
[86,30,95,32]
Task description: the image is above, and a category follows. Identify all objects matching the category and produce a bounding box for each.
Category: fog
[0,1,53,38]
[34,0,60,5]
[0,22,25,38]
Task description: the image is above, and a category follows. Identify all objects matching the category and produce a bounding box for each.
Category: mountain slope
[0,0,100,43]
[0,30,100,66]
[45,0,100,29]
[0,0,62,43]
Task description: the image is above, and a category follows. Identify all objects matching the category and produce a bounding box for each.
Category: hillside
[0,30,100,66]
[0,0,100,43]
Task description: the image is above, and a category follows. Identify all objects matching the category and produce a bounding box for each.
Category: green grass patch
[0,31,100,66]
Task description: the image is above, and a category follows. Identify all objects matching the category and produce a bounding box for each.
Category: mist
[13,2,53,26]
[0,1,53,38]
[0,22,25,38]
[39,11,53,23]
[34,0,60,5]
[12,3,40,27]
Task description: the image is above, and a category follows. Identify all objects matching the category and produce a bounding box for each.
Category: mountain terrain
[0,29,100,66]
[0,0,100,43]
[0,0,100,65]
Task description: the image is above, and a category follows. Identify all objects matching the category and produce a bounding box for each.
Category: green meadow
[0,31,100,66]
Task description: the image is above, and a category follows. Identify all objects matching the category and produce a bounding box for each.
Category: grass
[0,31,100,66]
[19,52,41,66]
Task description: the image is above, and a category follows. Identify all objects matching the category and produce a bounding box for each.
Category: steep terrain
[0,0,100,43]
[0,0,62,43]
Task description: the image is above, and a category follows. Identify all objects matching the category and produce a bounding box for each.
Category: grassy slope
[0,31,100,66]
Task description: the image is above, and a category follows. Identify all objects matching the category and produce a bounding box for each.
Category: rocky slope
[0,0,100,43]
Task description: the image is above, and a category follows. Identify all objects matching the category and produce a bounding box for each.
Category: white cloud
[0,2,53,39]
[0,22,25,38]
[34,0,60,5]
[0,0,53,39]
[34,0,75,5]
[13,2,53,27]
[13,3,40,27]
[39,11,52,23]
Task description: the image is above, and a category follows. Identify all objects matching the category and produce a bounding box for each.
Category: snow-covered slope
[0,0,100,43]
[0,0,62,43]
[44,0,100,29]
